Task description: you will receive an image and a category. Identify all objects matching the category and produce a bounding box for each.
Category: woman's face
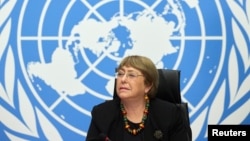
[116,66,151,100]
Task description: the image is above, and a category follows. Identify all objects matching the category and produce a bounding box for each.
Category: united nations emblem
[0,0,249,141]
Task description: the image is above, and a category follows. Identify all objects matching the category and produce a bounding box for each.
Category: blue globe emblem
[17,0,225,138]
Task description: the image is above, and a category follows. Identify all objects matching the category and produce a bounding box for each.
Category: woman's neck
[122,99,146,123]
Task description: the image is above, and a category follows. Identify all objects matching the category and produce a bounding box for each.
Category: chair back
[156,69,181,103]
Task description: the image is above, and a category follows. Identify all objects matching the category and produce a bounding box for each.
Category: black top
[123,120,145,141]
[86,98,191,141]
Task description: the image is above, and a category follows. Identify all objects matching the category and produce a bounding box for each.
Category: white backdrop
[0,0,249,140]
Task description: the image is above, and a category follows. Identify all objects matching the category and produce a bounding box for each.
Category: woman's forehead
[119,66,139,71]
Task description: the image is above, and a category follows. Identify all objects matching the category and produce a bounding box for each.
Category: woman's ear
[144,84,153,94]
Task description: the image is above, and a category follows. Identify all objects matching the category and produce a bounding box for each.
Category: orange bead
[139,123,144,128]
[132,129,136,135]
[125,124,130,129]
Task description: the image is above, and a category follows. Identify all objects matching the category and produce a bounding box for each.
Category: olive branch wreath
[0,1,62,140]
[191,0,250,140]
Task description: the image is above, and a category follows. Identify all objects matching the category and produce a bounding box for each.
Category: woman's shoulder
[150,98,177,109]
[149,98,181,125]
[92,99,120,113]
[150,98,181,118]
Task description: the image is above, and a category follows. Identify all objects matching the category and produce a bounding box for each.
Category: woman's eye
[128,73,136,78]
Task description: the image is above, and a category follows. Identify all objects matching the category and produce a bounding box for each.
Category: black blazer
[86,98,191,141]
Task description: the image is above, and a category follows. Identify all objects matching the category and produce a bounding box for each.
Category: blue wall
[0,0,249,140]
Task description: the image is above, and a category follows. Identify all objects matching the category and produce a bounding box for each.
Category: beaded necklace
[120,95,150,135]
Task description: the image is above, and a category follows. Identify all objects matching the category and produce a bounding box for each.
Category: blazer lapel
[108,109,125,141]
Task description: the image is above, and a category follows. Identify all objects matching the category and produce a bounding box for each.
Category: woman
[86,55,191,141]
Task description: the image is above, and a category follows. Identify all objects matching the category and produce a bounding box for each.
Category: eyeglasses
[115,71,143,79]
